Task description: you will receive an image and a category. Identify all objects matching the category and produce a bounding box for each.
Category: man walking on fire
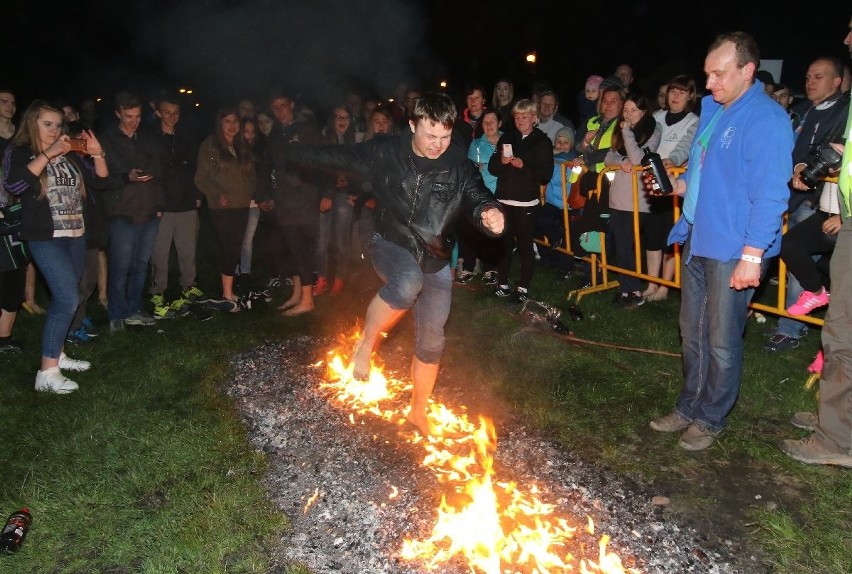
[290,92,505,436]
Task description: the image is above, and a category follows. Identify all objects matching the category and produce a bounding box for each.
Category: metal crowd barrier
[534,162,836,328]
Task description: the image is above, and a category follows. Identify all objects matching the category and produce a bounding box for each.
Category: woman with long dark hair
[604,92,662,308]
[194,106,256,311]
[314,105,357,296]
[2,100,109,392]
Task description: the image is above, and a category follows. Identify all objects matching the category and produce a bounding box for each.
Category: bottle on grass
[0,507,32,553]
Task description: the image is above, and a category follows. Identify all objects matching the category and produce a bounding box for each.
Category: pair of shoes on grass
[613,292,645,309]
[151,294,193,319]
[763,334,800,353]
[649,412,719,451]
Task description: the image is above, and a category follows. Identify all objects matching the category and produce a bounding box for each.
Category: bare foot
[277,298,299,311]
[641,285,658,298]
[23,301,46,315]
[406,410,437,438]
[646,287,668,302]
[351,340,371,380]
[282,303,313,317]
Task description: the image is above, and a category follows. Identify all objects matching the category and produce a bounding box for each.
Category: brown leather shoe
[781,436,852,467]
[678,423,719,451]
[649,411,692,433]
[790,411,818,431]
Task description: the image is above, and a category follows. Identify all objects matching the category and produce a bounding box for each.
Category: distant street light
[439,81,447,89]
[526,52,536,63]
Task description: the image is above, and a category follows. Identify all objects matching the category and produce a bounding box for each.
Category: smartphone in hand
[68,138,87,153]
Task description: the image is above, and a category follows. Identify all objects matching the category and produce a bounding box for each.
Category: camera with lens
[800,143,843,190]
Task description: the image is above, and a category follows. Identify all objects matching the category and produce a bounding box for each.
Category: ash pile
[224,337,760,574]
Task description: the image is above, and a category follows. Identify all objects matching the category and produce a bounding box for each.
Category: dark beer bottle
[640,147,673,195]
[0,507,32,553]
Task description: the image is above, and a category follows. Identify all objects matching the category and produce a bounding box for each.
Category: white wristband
[741,254,762,264]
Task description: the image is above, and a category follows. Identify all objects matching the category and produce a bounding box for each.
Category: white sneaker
[35,368,79,394]
[59,352,91,372]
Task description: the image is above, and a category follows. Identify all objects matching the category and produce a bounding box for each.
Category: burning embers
[319,336,638,574]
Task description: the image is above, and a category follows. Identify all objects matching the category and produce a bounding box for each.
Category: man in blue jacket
[649,32,793,451]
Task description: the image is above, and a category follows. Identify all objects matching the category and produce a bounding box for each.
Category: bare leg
[282,285,314,316]
[642,250,662,297]
[407,357,439,436]
[41,356,60,371]
[222,274,236,301]
[98,250,108,307]
[352,294,405,379]
[277,275,302,310]
[24,262,45,314]
[0,310,16,337]
[653,254,676,300]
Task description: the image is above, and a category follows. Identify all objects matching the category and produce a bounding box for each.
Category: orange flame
[303,488,320,514]
[320,333,639,573]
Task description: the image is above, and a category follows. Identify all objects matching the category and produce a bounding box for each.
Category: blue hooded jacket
[668,80,793,262]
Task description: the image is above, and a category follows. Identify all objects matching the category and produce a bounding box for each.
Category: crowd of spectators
[1,27,851,467]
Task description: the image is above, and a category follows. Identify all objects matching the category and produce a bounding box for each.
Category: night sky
[5,1,850,121]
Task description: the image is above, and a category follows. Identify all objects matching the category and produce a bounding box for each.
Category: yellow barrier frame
[534,162,836,327]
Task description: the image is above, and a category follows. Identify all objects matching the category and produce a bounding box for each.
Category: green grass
[0,218,850,572]
[0,303,292,573]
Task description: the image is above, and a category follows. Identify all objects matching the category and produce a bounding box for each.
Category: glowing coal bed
[225,336,748,574]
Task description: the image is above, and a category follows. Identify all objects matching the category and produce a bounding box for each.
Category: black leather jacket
[291,133,503,272]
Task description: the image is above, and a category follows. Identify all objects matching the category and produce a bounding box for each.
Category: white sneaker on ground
[35,367,79,394]
[59,352,91,372]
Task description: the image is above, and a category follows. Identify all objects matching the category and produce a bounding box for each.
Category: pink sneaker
[787,289,830,316]
[808,350,824,374]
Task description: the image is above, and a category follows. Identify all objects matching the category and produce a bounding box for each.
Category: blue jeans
[237,205,260,275]
[675,232,764,432]
[368,234,452,364]
[108,218,159,321]
[316,194,354,280]
[775,273,808,338]
[28,236,86,358]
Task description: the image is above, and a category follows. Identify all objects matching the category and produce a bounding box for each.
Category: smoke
[135,0,433,109]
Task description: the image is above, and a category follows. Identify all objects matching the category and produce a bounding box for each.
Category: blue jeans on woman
[676,232,765,432]
[28,236,86,359]
[237,204,260,275]
[368,234,452,364]
[316,193,354,280]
